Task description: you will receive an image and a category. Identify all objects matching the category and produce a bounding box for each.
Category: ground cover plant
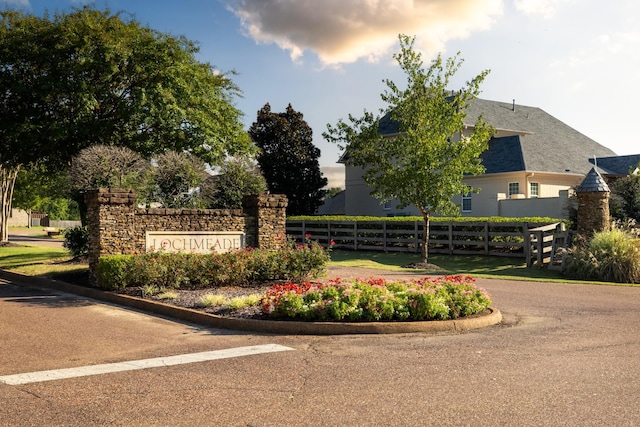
[260,275,491,321]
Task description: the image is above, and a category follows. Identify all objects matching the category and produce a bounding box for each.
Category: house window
[383,201,391,211]
[530,182,539,198]
[508,182,519,197]
[462,193,472,212]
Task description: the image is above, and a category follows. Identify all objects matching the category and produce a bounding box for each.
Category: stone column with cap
[575,167,610,237]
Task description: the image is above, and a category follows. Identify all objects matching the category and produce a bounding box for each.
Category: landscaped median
[0,268,502,335]
[1,235,502,334]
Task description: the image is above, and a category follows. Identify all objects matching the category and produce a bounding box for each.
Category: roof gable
[377,97,618,175]
[589,154,640,175]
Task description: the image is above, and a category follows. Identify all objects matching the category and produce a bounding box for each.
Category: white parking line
[0,344,294,385]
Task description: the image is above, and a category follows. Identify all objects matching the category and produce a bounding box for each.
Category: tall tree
[0,8,254,241]
[249,104,327,215]
[324,35,493,265]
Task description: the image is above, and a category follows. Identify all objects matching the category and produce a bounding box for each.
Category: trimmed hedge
[288,215,566,225]
[97,239,330,291]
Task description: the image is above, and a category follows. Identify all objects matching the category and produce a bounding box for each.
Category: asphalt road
[1,271,640,426]
[7,230,64,248]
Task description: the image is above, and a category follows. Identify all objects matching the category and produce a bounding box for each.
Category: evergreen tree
[249,104,327,215]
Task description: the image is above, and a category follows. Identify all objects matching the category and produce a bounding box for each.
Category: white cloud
[513,0,577,19]
[227,0,503,65]
[551,30,640,70]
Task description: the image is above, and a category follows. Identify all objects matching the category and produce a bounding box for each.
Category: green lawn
[329,250,569,282]
[0,245,70,269]
[0,244,89,283]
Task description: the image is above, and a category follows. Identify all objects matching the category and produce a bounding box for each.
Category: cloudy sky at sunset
[3,0,639,187]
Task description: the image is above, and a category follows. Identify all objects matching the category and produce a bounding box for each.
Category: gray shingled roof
[480,135,525,173]
[464,98,617,175]
[589,154,640,175]
[576,167,610,193]
[377,98,619,175]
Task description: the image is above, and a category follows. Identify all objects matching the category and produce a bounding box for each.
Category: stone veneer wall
[577,191,610,237]
[85,188,287,284]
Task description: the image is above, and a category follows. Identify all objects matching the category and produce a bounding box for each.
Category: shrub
[563,228,640,283]
[96,255,133,291]
[63,226,89,257]
[96,240,330,291]
[260,275,491,322]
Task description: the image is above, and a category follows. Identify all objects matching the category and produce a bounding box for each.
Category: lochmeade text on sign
[146,231,245,254]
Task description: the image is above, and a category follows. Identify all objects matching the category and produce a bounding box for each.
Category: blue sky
[3,0,640,187]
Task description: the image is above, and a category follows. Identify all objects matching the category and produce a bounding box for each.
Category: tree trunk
[0,165,21,242]
[420,211,430,264]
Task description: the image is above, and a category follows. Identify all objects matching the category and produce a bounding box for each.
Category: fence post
[354,222,358,251]
[483,223,489,255]
[383,221,387,252]
[524,224,532,267]
[414,221,419,253]
[536,230,544,266]
[448,222,453,254]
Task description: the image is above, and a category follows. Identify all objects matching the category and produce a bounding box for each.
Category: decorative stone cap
[576,168,610,193]
[242,193,288,209]
[85,188,137,205]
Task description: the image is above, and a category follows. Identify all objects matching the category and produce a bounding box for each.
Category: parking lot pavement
[2,273,640,426]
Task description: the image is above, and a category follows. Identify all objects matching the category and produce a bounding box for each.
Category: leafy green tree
[202,156,267,209]
[611,170,640,222]
[147,151,207,208]
[249,103,327,215]
[324,35,493,265]
[0,8,254,241]
[12,165,80,221]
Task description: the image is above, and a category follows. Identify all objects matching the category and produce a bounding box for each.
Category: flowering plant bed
[143,275,492,322]
[260,275,491,322]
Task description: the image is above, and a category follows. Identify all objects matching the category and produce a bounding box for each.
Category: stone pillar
[576,168,610,237]
[85,188,137,285]
[242,193,288,250]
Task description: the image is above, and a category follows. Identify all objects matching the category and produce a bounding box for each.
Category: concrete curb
[0,270,502,335]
